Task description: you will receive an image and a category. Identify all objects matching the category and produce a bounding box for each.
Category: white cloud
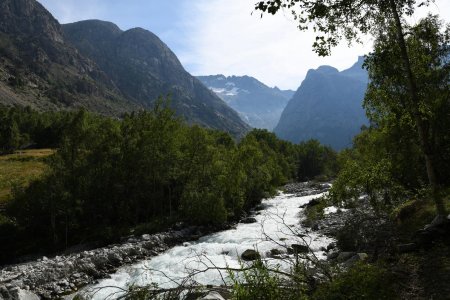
[411,0,450,22]
[179,0,450,90]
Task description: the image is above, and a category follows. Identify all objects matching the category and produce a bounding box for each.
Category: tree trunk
[50,208,57,247]
[388,0,446,217]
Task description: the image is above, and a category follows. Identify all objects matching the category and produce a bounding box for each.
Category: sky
[38,0,450,90]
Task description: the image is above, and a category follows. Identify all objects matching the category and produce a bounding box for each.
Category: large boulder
[327,251,339,260]
[326,242,336,251]
[292,244,309,253]
[90,254,108,269]
[241,249,260,261]
[337,251,356,263]
[343,253,368,267]
[107,252,123,266]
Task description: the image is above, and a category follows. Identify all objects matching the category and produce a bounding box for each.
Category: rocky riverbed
[0,182,333,300]
[282,182,331,196]
[0,225,229,299]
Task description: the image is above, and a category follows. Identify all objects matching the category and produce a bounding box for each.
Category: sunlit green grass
[392,190,450,235]
[0,149,53,203]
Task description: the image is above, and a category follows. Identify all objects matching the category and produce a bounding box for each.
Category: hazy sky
[38,0,450,90]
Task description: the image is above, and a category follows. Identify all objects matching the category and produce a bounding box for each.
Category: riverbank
[0,225,223,299]
[0,182,331,299]
[299,190,450,299]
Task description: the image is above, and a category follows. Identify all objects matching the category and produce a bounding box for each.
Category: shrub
[312,263,396,300]
[229,260,307,300]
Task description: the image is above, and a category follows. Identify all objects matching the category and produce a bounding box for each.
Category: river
[75,191,333,299]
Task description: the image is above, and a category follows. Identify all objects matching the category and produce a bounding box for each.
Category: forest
[0,100,337,264]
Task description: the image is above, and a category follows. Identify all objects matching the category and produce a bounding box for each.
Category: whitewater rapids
[77,192,333,299]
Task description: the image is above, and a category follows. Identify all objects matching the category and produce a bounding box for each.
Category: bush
[302,196,329,227]
[312,263,396,300]
[391,191,450,236]
[229,260,307,300]
[335,210,396,254]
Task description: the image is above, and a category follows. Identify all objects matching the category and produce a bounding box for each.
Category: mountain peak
[275,56,368,150]
[0,0,63,43]
[316,66,339,75]
[123,27,165,43]
[64,19,122,34]
[341,55,368,82]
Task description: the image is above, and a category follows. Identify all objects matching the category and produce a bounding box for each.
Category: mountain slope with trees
[0,0,249,137]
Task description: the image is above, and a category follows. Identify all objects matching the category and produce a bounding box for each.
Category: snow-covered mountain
[197,75,294,130]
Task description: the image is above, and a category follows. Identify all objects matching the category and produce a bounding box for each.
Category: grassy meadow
[0,149,53,203]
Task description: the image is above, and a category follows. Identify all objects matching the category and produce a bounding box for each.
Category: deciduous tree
[255,0,448,218]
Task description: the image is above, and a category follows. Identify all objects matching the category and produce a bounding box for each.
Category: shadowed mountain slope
[274,57,368,150]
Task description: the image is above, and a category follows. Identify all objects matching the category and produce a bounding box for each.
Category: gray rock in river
[241,249,261,261]
[290,244,309,254]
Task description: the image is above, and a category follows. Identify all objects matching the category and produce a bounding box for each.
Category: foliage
[297,140,338,181]
[302,196,330,227]
[330,16,450,213]
[335,210,396,253]
[312,263,396,300]
[330,128,411,211]
[364,15,450,187]
[230,261,284,300]
[392,191,450,236]
[0,105,76,154]
[229,260,308,300]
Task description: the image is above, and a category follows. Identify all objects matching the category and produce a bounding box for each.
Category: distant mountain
[0,0,249,137]
[62,20,249,137]
[274,57,368,150]
[197,75,294,130]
